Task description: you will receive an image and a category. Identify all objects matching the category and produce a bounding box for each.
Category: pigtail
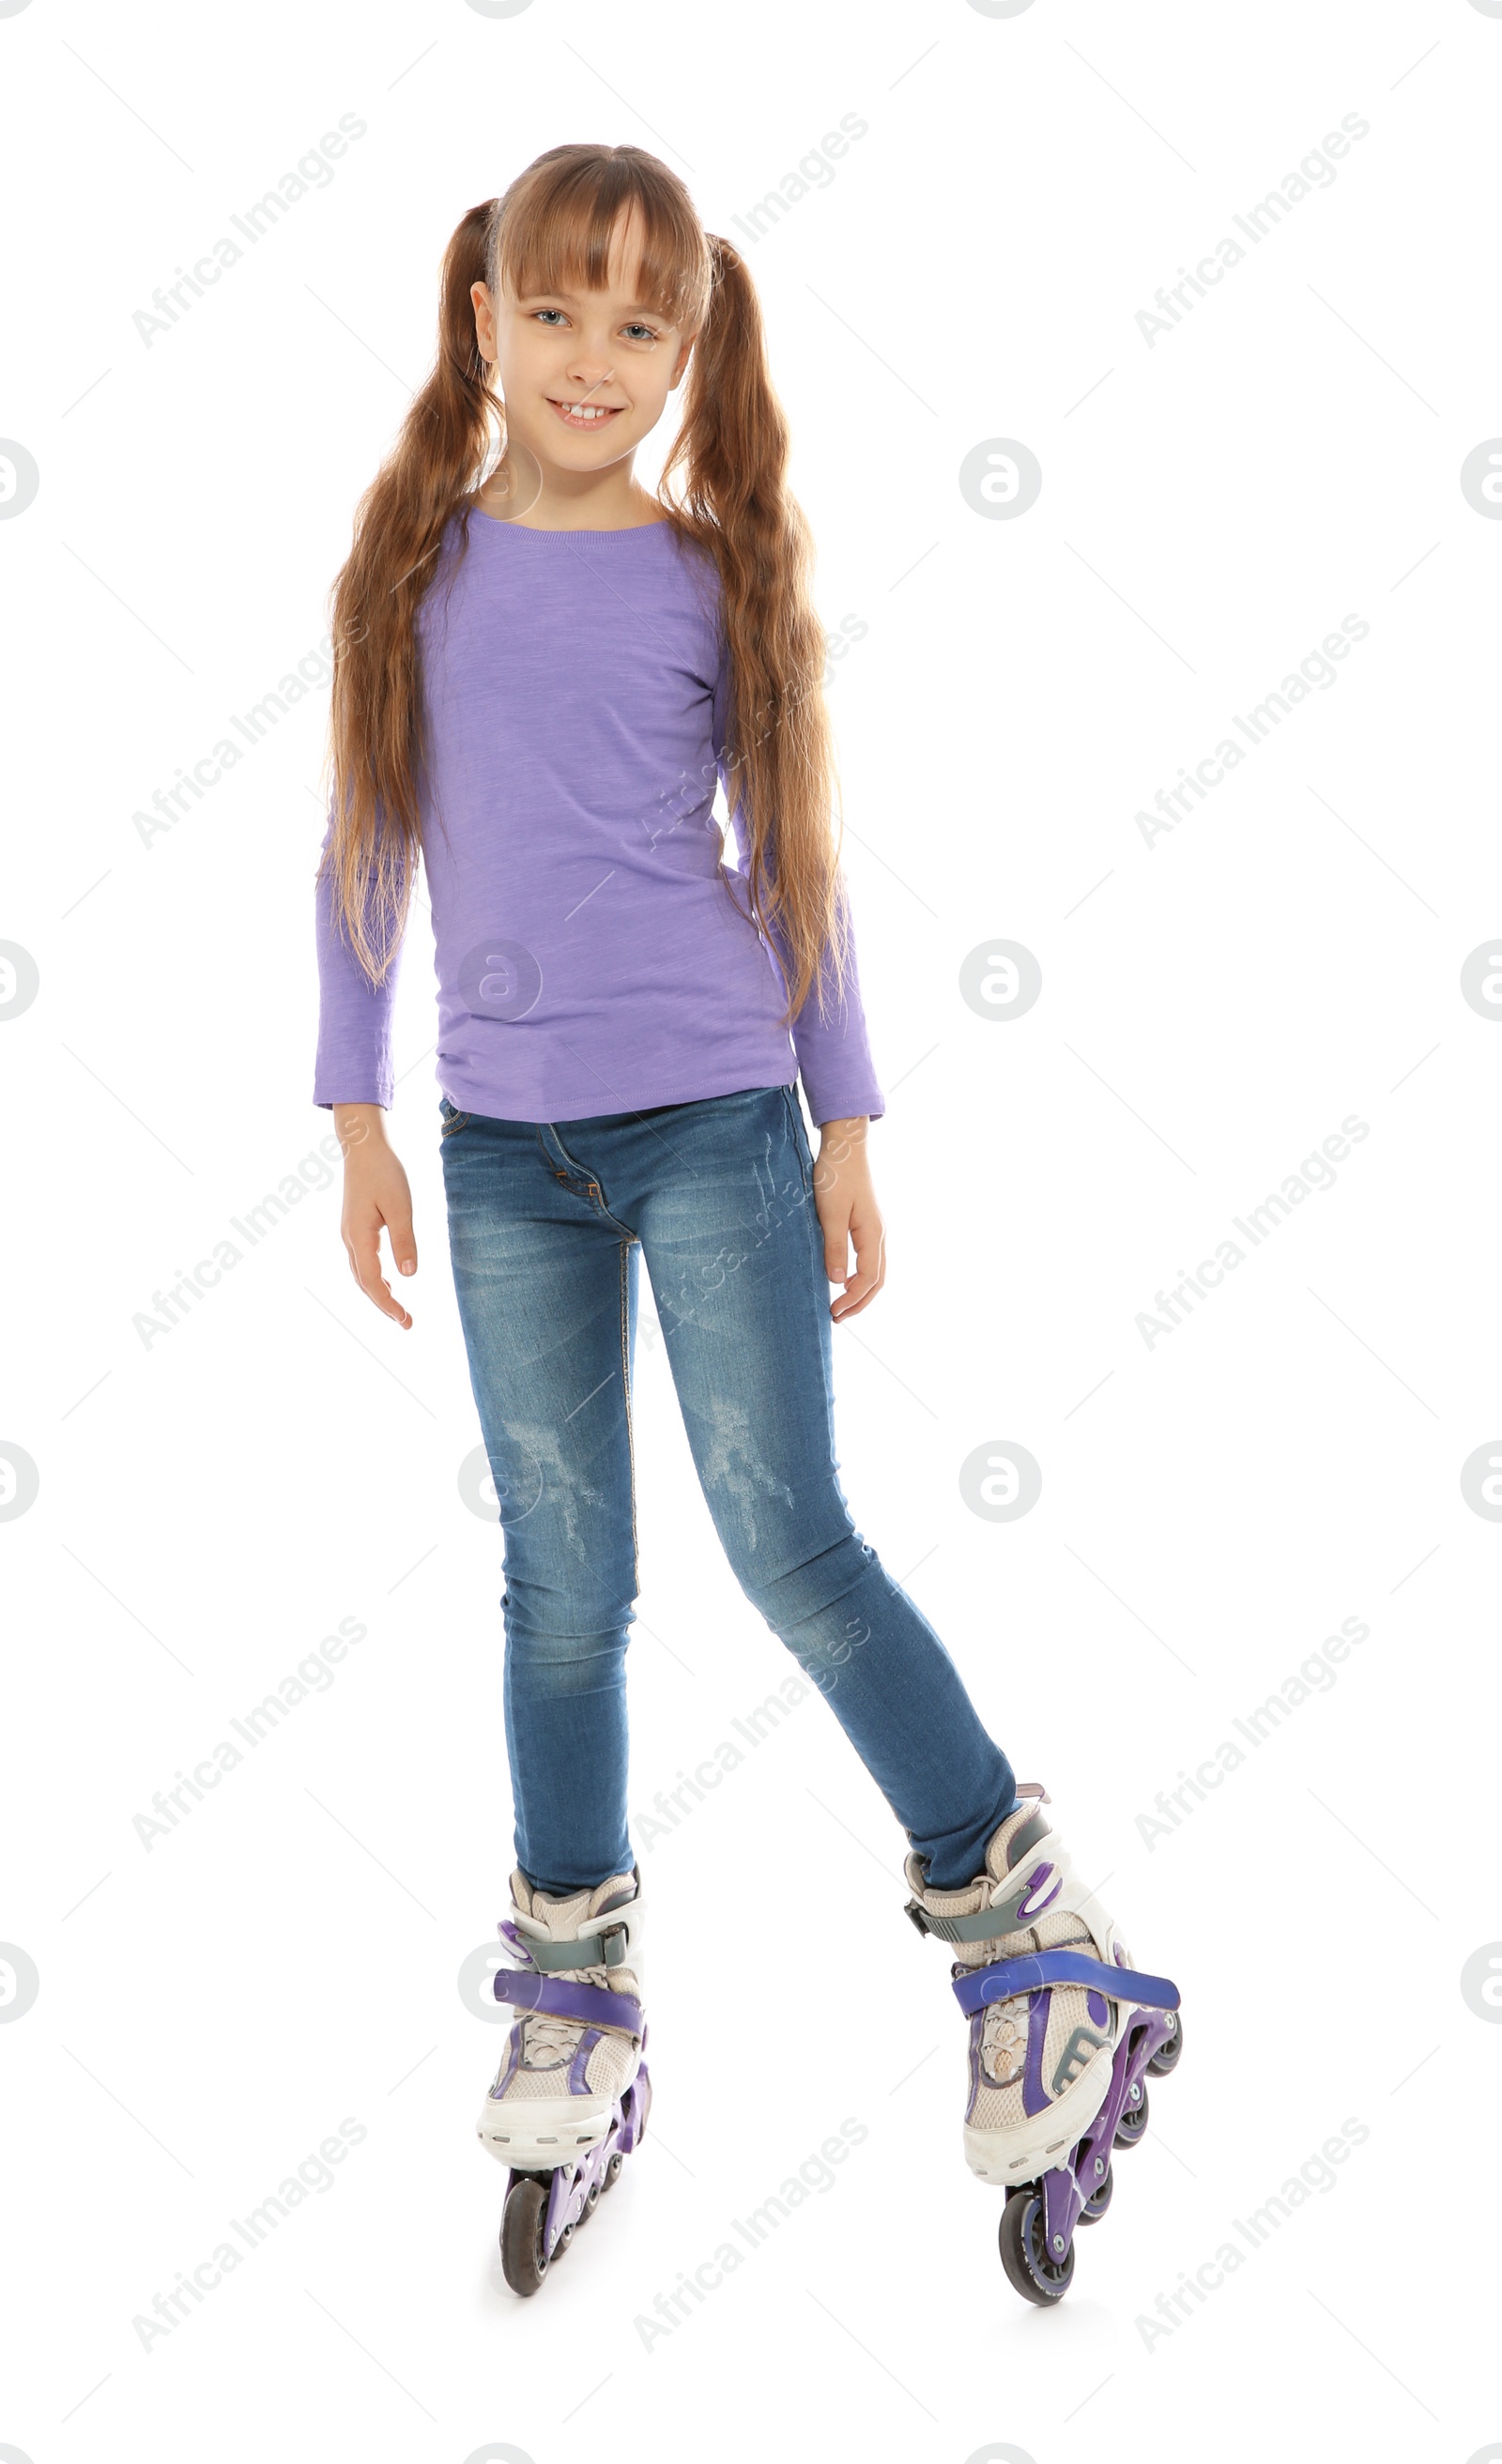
[660,235,851,1030]
[319,199,498,987]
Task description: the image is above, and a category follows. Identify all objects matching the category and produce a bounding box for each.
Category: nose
[566,348,616,398]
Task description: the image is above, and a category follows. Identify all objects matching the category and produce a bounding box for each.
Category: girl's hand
[813,1116,885,1321]
[332,1103,418,1328]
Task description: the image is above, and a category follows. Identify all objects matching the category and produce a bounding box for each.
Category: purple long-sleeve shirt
[313,510,884,1128]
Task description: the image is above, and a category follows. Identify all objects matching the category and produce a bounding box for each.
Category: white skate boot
[905,1785,1181,2304]
[479,1867,651,2295]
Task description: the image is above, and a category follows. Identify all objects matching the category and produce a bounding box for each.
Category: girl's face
[472,209,696,481]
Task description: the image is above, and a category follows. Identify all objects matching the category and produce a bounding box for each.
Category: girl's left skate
[906,1785,1182,2304]
[480,1868,650,2295]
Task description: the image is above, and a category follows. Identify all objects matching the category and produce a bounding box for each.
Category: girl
[314,144,1179,2305]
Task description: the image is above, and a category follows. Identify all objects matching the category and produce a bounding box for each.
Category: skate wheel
[1147,2010,1184,2077]
[583,2177,603,2218]
[1113,2080,1150,2150]
[1077,2163,1113,2226]
[602,2150,624,2194]
[999,2189,1075,2306]
[500,2176,550,2297]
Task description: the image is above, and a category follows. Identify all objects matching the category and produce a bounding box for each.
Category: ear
[668,332,697,391]
[470,281,498,364]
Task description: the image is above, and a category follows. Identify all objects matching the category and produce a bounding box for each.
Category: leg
[439,1100,640,1892]
[631,1084,1017,1885]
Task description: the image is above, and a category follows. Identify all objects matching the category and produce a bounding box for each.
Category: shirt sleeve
[312,801,408,1110]
[712,639,886,1127]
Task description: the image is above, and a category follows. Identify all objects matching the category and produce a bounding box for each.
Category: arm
[314,808,419,1328]
[759,897,886,1320]
[759,885,886,1132]
[314,803,404,1110]
[712,641,887,1319]
[711,634,885,1127]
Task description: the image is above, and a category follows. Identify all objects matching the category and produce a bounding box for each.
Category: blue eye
[623,323,657,344]
[533,308,566,327]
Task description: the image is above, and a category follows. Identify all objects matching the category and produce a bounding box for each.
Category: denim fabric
[440,1081,1016,1893]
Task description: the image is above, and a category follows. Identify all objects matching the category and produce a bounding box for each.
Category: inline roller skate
[480,1866,651,2296]
[906,1784,1182,2305]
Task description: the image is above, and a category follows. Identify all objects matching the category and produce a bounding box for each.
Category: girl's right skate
[480,1868,650,2295]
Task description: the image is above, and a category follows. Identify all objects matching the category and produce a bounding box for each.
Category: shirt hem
[434,1063,804,1125]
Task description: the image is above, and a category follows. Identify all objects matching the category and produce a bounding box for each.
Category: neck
[481,446,663,533]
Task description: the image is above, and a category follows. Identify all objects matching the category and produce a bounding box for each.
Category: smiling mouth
[548,398,624,428]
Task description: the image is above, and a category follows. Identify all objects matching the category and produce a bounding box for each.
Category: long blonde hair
[319,142,851,1032]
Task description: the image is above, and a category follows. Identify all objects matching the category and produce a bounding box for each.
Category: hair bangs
[492,147,710,333]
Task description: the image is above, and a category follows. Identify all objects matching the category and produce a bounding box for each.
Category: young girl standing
[314,144,1180,2306]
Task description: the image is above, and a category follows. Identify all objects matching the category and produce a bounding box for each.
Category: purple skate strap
[952,1949,1179,2017]
[494,1969,643,2035]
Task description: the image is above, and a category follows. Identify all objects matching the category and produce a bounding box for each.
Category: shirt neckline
[461,503,676,545]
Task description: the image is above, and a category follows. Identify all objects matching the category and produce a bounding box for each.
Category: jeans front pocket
[439,1097,472,1140]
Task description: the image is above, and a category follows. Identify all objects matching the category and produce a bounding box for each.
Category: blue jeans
[439,1081,1016,1894]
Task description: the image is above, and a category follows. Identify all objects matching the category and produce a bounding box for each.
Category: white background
[3,2,1499,2459]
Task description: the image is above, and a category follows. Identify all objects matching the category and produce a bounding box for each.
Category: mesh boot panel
[906,1800,1114,2137]
[490,1871,642,2112]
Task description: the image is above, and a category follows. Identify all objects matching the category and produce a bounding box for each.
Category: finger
[821,1213,851,1287]
[832,1221,885,1319]
[385,1205,418,1278]
[832,1285,878,1321]
[347,1221,412,1328]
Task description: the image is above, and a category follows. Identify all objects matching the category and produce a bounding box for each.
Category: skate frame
[1038,2006,1173,2259]
[513,2064,652,2267]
